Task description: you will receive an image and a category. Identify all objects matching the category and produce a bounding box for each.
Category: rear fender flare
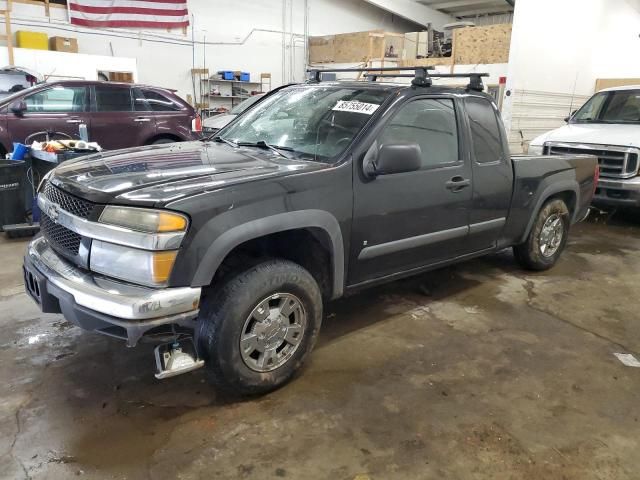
[191,210,345,298]
[519,180,579,244]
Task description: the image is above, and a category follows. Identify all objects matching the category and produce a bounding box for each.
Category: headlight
[91,240,178,287]
[99,206,188,233]
[528,144,544,155]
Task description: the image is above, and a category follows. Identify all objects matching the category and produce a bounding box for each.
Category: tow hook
[154,337,205,380]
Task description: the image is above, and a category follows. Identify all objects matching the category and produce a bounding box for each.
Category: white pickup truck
[529,85,640,208]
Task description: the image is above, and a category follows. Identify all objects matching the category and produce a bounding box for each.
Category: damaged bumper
[23,236,201,346]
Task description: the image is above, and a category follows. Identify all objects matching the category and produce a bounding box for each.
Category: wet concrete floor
[1,210,639,479]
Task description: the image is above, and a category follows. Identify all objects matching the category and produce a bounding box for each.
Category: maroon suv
[0,80,202,153]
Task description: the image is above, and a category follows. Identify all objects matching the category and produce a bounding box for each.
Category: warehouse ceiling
[416,0,514,18]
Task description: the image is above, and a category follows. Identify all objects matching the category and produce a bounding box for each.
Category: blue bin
[11,143,28,160]
[240,72,250,82]
[218,70,234,80]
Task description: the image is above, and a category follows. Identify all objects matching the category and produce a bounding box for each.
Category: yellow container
[16,31,49,50]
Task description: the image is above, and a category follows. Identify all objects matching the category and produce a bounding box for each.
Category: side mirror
[564,110,577,123]
[10,100,27,116]
[370,143,422,176]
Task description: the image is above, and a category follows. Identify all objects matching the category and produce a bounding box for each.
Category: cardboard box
[16,31,48,50]
[49,36,78,53]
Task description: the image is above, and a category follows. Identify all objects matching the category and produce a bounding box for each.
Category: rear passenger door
[465,96,514,250]
[90,85,156,150]
[349,96,473,285]
[139,88,191,140]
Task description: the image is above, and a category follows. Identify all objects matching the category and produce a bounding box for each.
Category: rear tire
[513,198,570,271]
[196,259,323,396]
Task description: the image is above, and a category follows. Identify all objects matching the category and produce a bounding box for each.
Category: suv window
[465,97,503,164]
[141,89,181,111]
[379,98,459,167]
[95,86,132,112]
[24,86,86,113]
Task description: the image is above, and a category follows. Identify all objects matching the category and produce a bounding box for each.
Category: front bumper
[593,177,640,208]
[23,236,201,346]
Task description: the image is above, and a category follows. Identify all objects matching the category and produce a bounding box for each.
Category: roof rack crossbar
[308,67,489,91]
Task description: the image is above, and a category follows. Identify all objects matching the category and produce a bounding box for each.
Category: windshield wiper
[214,136,238,147]
[237,140,294,158]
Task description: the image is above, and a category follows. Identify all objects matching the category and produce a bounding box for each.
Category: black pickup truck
[23,69,598,395]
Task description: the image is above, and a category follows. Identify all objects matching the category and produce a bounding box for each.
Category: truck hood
[49,140,328,206]
[532,123,640,148]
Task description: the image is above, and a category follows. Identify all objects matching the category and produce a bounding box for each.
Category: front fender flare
[191,210,345,298]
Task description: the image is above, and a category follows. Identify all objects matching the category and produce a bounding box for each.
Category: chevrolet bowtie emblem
[46,202,61,223]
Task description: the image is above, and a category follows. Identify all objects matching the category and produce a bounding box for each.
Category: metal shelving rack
[201,78,261,117]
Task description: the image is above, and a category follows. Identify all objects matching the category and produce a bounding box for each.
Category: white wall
[502,0,640,152]
[0,47,137,82]
[4,0,427,102]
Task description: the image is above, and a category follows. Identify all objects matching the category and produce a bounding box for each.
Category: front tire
[513,198,570,271]
[196,259,323,396]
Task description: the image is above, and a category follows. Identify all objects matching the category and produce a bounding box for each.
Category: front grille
[40,213,82,256]
[546,144,639,179]
[42,182,95,219]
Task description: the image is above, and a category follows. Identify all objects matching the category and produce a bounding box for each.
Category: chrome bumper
[594,177,640,207]
[26,236,201,321]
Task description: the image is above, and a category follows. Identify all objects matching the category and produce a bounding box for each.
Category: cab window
[378,98,459,167]
[465,97,503,164]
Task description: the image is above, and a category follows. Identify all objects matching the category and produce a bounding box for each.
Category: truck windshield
[572,89,640,124]
[218,86,390,163]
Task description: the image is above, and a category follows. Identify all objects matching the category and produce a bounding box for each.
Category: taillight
[192,114,202,133]
[593,164,600,194]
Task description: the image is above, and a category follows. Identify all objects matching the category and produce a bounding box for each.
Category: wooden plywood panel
[453,24,511,65]
[595,78,640,91]
[309,35,335,63]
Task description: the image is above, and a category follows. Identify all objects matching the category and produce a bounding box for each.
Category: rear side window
[379,98,459,167]
[466,97,503,164]
[141,89,181,111]
[95,86,132,112]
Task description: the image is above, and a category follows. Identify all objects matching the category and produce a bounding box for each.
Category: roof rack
[306,66,489,92]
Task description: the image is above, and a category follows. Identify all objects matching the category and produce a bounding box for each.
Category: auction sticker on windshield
[332,100,380,115]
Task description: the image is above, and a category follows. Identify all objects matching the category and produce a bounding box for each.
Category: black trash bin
[0,159,27,231]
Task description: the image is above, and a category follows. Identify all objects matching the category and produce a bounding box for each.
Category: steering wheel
[25,130,75,144]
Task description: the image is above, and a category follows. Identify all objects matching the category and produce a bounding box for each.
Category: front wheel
[196,259,323,396]
[513,198,570,271]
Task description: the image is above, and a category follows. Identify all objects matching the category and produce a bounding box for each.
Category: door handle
[66,119,82,124]
[134,117,151,122]
[445,176,471,192]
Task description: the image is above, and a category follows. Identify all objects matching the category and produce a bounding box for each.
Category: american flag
[68,0,189,29]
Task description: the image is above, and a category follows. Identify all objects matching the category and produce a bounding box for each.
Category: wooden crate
[309,30,403,64]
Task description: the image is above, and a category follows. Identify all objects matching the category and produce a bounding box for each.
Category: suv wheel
[513,198,570,271]
[196,259,323,395]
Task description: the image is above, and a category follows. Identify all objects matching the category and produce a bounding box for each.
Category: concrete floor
[1,211,639,480]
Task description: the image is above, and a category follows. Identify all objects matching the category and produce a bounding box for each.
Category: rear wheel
[196,259,323,396]
[513,198,570,271]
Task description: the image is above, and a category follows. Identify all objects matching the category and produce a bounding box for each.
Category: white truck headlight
[91,241,178,287]
[528,144,544,155]
[99,206,188,233]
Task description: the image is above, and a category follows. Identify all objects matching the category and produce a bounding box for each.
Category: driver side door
[7,85,89,144]
[349,96,473,285]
